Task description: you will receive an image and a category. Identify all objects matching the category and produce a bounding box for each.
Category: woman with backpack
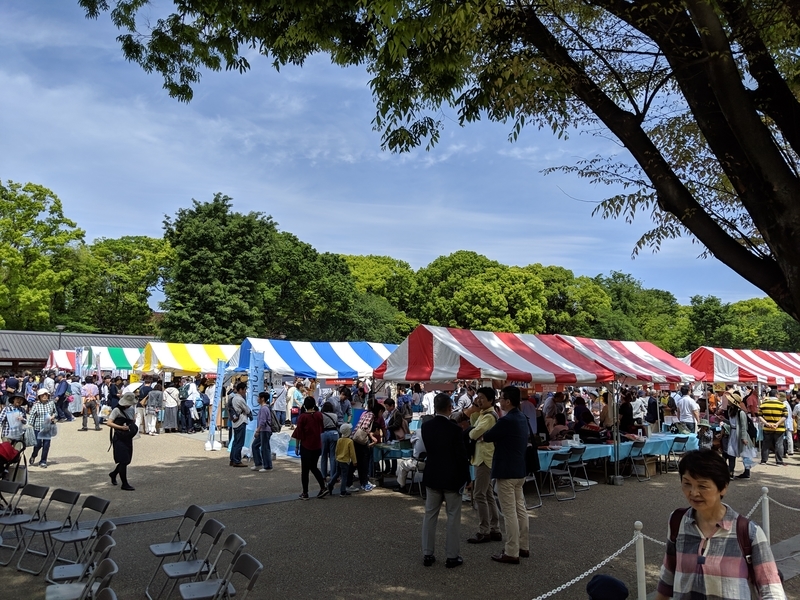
[107,392,138,491]
[655,449,784,599]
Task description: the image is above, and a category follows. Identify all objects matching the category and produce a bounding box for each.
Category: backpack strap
[668,507,689,546]
[736,515,756,585]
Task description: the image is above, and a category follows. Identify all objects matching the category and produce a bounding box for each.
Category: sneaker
[317,488,330,499]
[250,465,260,471]
[346,486,361,493]
[340,491,352,497]
[38,462,47,468]
[298,493,309,501]
[363,483,375,492]
[259,468,268,472]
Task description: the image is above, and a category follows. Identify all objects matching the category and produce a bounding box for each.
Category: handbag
[352,427,370,445]
[23,426,36,447]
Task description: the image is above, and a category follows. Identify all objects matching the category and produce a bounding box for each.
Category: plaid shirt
[29,400,56,431]
[657,504,785,599]
[0,406,26,439]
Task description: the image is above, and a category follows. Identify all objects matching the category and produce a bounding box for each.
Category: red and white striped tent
[45,350,76,371]
[373,325,616,383]
[681,347,800,385]
[556,336,705,383]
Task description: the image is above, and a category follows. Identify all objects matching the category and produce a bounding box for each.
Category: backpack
[178,384,189,401]
[227,395,239,421]
[668,508,754,584]
[744,415,758,444]
[268,406,282,433]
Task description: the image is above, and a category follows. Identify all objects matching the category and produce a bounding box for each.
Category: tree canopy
[80,0,800,322]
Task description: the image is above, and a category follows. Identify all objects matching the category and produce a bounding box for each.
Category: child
[328,423,358,497]
[698,419,714,450]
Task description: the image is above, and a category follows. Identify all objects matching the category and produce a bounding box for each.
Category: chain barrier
[767,497,800,513]
[641,533,667,547]
[745,496,762,519]
[529,534,639,600]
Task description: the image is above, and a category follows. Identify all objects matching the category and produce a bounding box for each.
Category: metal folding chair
[567,446,591,492]
[624,440,651,482]
[49,534,115,585]
[145,505,206,600]
[179,552,262,600]
[666,435,689,472]
[45,495,111,581]
[95,589,117,600]
[0,480,22,517]
[0,483,49,566]
[45,557,118,600]
[155,519,226,600]
[541,451,576,501]
[17,488,82,575]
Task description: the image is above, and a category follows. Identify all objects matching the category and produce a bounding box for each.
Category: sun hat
[698,419,711,428]
[36,388,50,397]
[729,392,744,408]
[118,392,137,407]
[339,423,353,437]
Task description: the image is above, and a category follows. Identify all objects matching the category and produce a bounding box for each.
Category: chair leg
[556,471,575,502]
[0,525,26,566]
[17,529,54,575]
[525,475,542,509]
[145,558,167,600]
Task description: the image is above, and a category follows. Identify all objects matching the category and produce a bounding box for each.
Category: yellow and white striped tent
[133,342,238,375]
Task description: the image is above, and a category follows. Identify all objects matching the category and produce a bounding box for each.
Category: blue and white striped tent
[227,337,398,379]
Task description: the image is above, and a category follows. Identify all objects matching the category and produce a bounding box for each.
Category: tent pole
[611,380,623,486]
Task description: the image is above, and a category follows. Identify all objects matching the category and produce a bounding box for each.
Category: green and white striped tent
[79,346,144,374]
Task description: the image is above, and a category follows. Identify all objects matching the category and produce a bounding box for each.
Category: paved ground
[1,423,799,599]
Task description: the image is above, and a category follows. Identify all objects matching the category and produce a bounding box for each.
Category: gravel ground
[1,423,798,599]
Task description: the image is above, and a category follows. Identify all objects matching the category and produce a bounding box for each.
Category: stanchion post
[635,521,646,600]
[761,487,770,544]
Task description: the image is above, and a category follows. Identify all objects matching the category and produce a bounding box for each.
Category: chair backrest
[96,521,117,538]
[92,535,116,563]
[78,558,118,600]
[550,451,572,469]
[0,480,22,515]
[15,483,50,519]
[631,440,646,456]
[170,504,205,543]
[41,489,81,523]
[569,447,586,460]
[195,519,226,566]
[70,496,110,537]
[672,435,689,452]
[205,533,246,581]
[94,588,117,600]
[224,553,263,599]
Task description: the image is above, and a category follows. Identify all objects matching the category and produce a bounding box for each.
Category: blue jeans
[337,462,350,494]
[31,433,51,464]
[251,431,273,469]
[231,425,246,464]
[273,410,285,425]
[320,430,339,479]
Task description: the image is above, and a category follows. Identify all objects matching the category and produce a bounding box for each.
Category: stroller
[0,439,27,485]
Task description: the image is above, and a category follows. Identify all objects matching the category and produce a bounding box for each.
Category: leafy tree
[341,254,416,313]
[81,0,800,321]
[160,194,276,343]
[688,295,732,349]
[0,181,84,330]
[54,236,173,335]
[527,264,611,335]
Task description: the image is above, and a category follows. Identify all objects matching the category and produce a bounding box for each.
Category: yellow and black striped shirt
[759,398,789,433]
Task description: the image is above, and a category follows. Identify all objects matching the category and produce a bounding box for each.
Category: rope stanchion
[641,533,667,547]
[762,486,770,544]
[634,522,646,600]
[745,496,762,519]
[529,533,640,600]
[768,497,800,513]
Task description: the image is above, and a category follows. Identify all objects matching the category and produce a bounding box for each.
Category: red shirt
[292,411,323,450]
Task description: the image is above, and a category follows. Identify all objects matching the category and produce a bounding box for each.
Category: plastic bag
[99,405,112,419]
[270,432,291,457]
[23,426,36,447]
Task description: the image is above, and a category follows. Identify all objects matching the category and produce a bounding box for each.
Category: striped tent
[82,346,143,372]
[681,347,800,384]
[556,336,705,383]
[227,337,397,379]
[45,350,76,371]
[133,343,238,375]
[373,325,616,383]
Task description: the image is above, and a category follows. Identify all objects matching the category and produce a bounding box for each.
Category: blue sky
[0,2,764,305]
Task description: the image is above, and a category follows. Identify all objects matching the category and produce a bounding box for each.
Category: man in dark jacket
[483,385,529,564]
[420,392,470,569]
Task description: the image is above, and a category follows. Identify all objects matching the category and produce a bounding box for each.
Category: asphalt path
[1,423,798,599]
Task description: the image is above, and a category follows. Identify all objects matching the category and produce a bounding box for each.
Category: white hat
[37,388,50,397]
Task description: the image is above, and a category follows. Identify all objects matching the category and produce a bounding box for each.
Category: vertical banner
[74,347,83,378]
[244,351,265,448]
[207,359,226,448]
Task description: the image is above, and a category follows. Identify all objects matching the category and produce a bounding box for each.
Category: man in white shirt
[631,390,647,424]
[422,390,436,415]
[676,385,700,433]
[393,430,426,493]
